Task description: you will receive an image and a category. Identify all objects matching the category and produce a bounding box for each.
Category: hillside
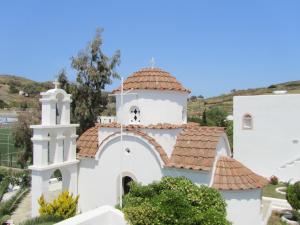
[1,75,300,118]
[0,75,52,110]
[188,80,300,118]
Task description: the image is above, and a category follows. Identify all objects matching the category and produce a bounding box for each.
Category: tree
[0,100,8,109]
[203,106,228,127]
[62,29,120,134]
[12,110,40,168]
[8,80,19,94]
[123,177,231,225]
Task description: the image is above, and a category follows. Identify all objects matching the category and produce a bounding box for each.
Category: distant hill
[188,80,300,118]
[0,75,52,109]
[1,74,300,118]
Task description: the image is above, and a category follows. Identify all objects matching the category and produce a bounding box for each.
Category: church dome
[112,68,190,93]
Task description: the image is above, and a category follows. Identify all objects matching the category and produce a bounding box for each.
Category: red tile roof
[167,125,225,171]
[212,156,268,190]
[77,126,169,163]
[112,68,190,93]
[77,126,99,158]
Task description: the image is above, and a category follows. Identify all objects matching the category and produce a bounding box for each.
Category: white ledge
[29,160,79,171]
[30,124,79,129]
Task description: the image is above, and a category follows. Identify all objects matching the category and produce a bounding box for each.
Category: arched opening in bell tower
[46,169,63,202]
[56,93,64,125]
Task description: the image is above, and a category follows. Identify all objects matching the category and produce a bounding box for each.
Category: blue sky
[0,0,299,97]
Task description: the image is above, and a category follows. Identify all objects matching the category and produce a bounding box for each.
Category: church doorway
[122,176,133,195]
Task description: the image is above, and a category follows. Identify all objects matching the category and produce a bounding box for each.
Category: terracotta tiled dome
[112,68,190,93]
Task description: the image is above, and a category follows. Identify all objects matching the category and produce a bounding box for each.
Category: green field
[0,127,23,168]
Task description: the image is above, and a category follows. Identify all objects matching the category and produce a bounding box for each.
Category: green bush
[0,177,10,201]
[38,191,79,219]
[0,187,29,218]
[123,176,231,225]
[19,215,63,225]
[286,181,300,210]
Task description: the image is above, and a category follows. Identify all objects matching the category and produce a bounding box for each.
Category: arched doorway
[122,176,133,195]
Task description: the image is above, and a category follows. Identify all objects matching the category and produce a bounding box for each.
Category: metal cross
[150,57,155,69]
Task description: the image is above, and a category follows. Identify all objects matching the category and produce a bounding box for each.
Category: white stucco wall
[142,128,182,157]
[234,94,300,182]
[222,189,263,225]
[55,205,127,225]
[163,168,211,185]
[116,90,188,125]
[78,133,164,212]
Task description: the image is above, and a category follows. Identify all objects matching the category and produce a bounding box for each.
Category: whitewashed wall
[222,189,263,225]
[234,94,300,182]
[78,133,164,212]
[142,128,182,157]
[116,90,188,125]
[55,206,127,225]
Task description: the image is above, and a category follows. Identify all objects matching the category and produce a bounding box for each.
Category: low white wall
[222,189,263,225]
[55,205,127,225]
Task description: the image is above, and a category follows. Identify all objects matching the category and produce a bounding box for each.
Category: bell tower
[29,80,79,217]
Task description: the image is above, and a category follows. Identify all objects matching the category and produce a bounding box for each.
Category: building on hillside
[233,93,300,183]
[0,112,18,125]
[97,116,116,124]
[30,68,268,225]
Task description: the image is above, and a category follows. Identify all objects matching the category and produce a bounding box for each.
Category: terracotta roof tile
[166,124,225,171]
[112,68,190,93]
[77,126,99,158]
[212,156,268,190]
[77,125,169,164]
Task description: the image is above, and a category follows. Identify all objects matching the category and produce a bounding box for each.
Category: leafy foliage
[19,215,63,225]
[0,100,8,109]
[0,187,29,220]
[123,176,231,225]
[11,110,40,167]
[270,175,279,185]
[0,177,10,202]
[58,28,120,134]
[286,181,300,211]
[38,191,79,219]
[202,107,228,127]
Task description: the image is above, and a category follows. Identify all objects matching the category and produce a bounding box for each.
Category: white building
[234,93,300,183]
[97,116,116,124]
[31,68,268,225]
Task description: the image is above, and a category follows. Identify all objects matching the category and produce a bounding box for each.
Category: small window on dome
[130,106,140,124]
[243,114,253,130]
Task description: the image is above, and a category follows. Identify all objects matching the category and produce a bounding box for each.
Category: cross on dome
[150,57,155,69]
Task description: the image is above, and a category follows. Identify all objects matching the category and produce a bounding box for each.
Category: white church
[30,67,269,225]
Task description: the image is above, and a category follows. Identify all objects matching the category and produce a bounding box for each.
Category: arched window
[243,114,253,130]
[56,93,64,125]
[130,106,140,124]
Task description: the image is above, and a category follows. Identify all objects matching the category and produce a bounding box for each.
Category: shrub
[38,191,79,219]
[270,175,279,185]
[0,187,29,217]
[286,181,300,211]
[0,177,10,201]
[123,176,231,225]
[19,215,63,225]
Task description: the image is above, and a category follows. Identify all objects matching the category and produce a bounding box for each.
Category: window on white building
[242,114,253,130]
[130,106,140,124]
